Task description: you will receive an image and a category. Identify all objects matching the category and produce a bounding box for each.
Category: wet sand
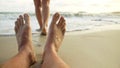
[0,25,120,68]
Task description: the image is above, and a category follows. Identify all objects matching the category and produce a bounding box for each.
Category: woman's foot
[41,25,47,35]
[14,14,36,65]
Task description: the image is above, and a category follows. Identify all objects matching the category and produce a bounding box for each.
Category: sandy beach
[0,24,120,68]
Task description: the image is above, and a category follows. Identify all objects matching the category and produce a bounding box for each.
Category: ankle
[46,43,56,51]
[18,42,32,51]
[44,44,57,57]
[19,48,36,65]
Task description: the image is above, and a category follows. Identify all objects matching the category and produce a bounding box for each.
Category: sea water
[0,12,120,35]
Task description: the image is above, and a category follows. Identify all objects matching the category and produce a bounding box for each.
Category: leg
[34,0,43,31]
[2,14,36,68]
[41,0,50,35]
[41,13,69,68]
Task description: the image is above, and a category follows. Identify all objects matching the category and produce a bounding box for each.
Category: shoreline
[1,24,120,37]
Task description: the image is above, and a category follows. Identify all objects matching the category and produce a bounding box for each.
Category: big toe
[58,16,66,29]
[57,16,66,33]
[51,12,60,25]
[24,13,30,25]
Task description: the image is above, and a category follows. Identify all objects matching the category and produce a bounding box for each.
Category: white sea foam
[0,12,120,35]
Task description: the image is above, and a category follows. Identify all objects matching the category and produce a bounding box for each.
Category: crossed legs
[2,13,69,68]
[34,0,50,35]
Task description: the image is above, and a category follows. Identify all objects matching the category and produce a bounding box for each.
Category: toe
[24,13,30,25]
[51,12,60,25]
[57,16,66,29]
[57,16,63,27]
[14,26,18,34]
[62,29,66,36]
[19,15,24,25]
[14,21,18,34]
[57,15,66,35]
[17,18,20,29]
[61,22,66,31]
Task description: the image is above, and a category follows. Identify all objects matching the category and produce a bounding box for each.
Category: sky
[0,0,120,13]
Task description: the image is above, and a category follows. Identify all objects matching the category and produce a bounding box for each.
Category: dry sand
[0,25,120,68]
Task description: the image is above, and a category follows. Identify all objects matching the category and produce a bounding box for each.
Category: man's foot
[45,12,66,53]
[14,14,36,65]
[40,13,67,68]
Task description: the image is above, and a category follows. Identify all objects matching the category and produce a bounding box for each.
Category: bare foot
[40,13,67,68]
[41,25,47,35]
[14,14,36,65]
[45,12,66,53]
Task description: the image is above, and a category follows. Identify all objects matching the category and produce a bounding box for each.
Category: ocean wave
[1,11,120,18]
